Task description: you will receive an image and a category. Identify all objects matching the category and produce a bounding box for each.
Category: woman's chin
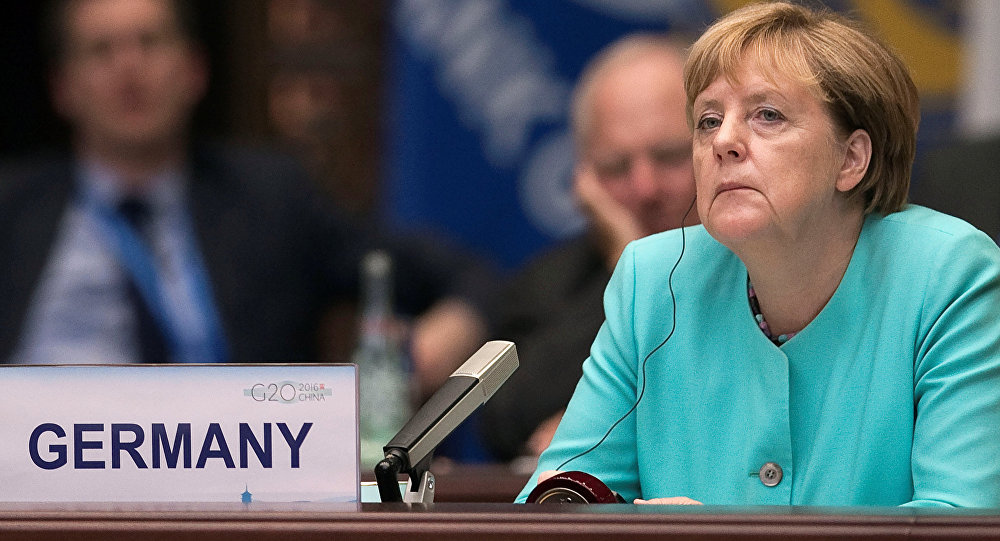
[704,213,770,248]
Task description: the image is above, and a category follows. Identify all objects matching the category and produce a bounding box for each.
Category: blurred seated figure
[0,0,492,395]
[481,34,698,462]
[910,133,1000,242]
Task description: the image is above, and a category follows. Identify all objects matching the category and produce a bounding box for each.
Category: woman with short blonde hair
[519,1,1000,507]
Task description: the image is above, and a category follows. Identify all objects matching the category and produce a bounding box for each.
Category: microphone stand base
[403,471,435,504]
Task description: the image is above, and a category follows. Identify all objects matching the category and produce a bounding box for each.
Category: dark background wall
[0,1,386,217]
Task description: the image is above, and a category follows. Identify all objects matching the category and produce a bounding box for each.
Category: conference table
[3,464,1000,540]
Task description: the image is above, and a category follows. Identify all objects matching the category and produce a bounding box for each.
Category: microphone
[374,340,518,503]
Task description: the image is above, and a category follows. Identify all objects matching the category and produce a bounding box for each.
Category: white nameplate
[0,364,358,503]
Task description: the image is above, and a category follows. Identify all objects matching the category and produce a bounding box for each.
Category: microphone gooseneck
[374,451,406,503]
[373,341,519,503]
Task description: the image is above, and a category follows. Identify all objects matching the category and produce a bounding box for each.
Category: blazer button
[759,462,783,487]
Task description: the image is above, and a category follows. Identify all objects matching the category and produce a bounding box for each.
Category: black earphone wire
[556,196,697,471]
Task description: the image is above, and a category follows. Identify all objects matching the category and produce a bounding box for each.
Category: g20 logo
[244,381,332,404]
[248,382,297,403]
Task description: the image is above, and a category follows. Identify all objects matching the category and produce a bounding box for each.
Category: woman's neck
[737,211,865,338]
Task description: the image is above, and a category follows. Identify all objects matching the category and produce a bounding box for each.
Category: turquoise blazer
[518,205,1000,507]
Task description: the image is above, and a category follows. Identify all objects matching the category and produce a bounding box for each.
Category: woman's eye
[697,116,721,130]
[758,108,783,122]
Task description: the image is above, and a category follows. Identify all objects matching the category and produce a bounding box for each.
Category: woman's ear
[836,129,872,193]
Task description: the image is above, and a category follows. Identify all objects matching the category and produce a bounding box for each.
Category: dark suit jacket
[480,235,610,461]
[0,144,490,363]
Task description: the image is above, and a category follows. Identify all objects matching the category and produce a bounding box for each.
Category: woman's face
[691,59,859,250]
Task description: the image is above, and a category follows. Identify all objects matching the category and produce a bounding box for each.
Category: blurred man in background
[481,34,699,462]
[0,0,491,395]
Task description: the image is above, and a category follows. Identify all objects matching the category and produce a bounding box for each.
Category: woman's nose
[713,118,746,162]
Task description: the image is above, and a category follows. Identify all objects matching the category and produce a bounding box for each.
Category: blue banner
[383,0,961,271]
[383,0,716,270]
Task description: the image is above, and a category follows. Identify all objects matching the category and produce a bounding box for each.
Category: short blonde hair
[684,1,919,215]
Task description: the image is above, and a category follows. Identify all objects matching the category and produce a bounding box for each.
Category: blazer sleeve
[908,229,1000,507]
[516,242,643,502]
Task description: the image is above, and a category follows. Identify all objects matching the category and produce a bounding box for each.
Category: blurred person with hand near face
[482,34,698,462]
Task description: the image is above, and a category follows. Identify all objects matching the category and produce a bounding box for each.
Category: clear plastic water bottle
[353,250,413,470]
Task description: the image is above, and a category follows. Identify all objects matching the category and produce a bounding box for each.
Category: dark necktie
[116,197,170,363]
